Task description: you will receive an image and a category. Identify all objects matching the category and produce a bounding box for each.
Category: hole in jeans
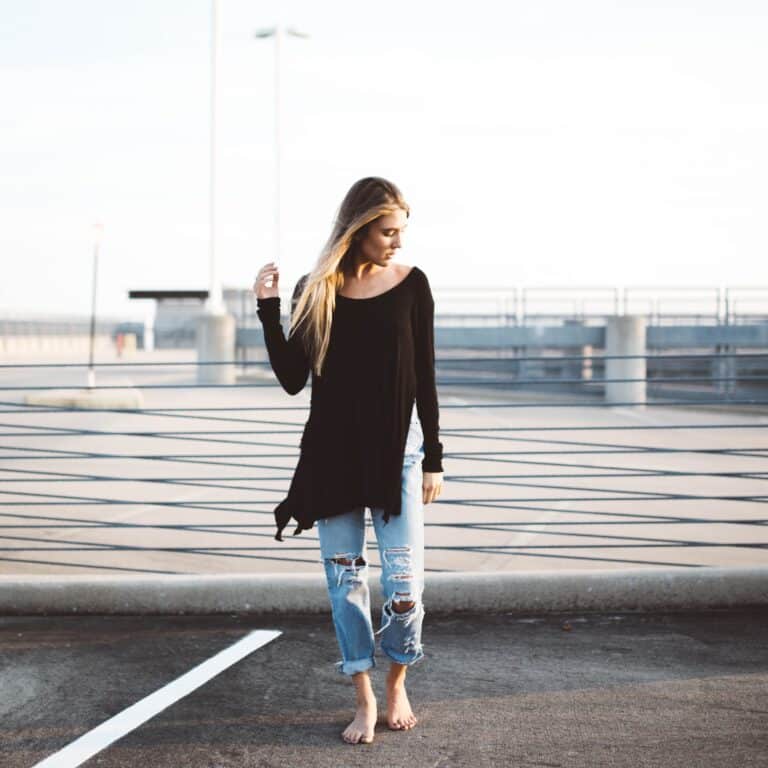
[392,592,415,613]
[326,553,367,588]
[331,555,366,567]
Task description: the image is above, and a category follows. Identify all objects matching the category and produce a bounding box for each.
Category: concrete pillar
[563,320,593,384]
[196,313,236,385]
[605,315,646,406]
[714,344,736,396]
[581,344,594,382]
[144,316,155,352]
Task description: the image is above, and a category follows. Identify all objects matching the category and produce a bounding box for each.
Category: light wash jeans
[318,403,426,676]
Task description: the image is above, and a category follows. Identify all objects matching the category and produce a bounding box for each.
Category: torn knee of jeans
[325,552,367,588]
[391,590,416,613]
[375,593,422,635]
[329,552,366,567]
[389,571,416,610]
[382,545,412,570]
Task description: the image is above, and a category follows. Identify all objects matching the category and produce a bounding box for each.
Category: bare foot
[386,679,418,731]
[342,696,377,744]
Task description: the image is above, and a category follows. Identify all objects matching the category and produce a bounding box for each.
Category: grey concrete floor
[2,609,767,767]
[1,349,767,577]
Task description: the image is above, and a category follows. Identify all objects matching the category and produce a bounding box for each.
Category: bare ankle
[356,691,376,708]
[387,665,407,688]
[352,671,376,705]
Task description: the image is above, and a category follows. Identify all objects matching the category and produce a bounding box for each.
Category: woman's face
[355,209,408,267]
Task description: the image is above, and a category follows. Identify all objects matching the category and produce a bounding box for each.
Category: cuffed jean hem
[380,645,426,667]
[336,656,376,676]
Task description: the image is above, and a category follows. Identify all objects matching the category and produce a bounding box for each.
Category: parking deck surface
[2,609,767,767]
[3,349,768,577]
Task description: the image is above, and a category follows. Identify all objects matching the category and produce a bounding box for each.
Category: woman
[253,177,444,745]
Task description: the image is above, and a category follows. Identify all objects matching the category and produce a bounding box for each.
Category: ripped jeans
[318,405,425,676]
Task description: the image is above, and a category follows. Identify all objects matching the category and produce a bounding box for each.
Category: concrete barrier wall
[0,334,114,357]
[1,567,765,616]
[238,323,768,352]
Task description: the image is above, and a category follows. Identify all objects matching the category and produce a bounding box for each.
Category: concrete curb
[1,567,766,615]
[24,388,144,409]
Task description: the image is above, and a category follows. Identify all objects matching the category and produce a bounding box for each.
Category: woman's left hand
[423,471,443,505]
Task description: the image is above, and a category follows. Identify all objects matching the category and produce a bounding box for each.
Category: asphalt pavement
[2,609,767,767]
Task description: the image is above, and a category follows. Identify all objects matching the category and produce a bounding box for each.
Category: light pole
[197,0,235,384]
[254,25,309,274]
[207,0,224,315]
[87,222,103,389]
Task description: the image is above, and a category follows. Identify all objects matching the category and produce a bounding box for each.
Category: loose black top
[256,265,443,541]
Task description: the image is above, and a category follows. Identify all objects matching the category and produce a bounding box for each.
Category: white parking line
[32,629,281,768]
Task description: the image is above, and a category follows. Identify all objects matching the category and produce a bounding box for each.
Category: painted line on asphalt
[31,628,281,768]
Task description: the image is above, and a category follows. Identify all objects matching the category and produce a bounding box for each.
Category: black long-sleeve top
[256,265,443,541]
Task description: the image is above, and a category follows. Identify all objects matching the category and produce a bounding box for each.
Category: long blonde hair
[288,177,410,376]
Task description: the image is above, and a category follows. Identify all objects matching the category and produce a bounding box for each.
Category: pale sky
[1,0,766,319]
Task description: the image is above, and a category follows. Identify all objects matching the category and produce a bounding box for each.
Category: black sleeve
[413,269,444,473]
[256,275,311,395]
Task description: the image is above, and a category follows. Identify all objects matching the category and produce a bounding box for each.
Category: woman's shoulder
[400,263,426,283]
[405,264,433,295]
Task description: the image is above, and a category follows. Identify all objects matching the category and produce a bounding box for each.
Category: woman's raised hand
[253,262,280,300]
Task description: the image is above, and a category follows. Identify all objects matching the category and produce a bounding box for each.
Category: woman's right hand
[253,262,280,300]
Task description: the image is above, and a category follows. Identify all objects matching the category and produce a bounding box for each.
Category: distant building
[128,288,249,349]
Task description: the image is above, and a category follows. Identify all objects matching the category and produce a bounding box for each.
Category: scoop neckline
[336,265,418,302]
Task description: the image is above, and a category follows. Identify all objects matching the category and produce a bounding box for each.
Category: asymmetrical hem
[256,265,443,541]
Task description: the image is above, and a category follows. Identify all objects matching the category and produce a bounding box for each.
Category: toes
[388,714,417,730]
[343,726,376,745]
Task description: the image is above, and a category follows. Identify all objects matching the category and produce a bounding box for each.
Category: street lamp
[207,0,224,315]
[197,0,241,385]
[87,222,104,389]
[254,25,310,275]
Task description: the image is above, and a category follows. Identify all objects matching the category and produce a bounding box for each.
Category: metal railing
[232,285,768,330]
[5,286,765,353]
